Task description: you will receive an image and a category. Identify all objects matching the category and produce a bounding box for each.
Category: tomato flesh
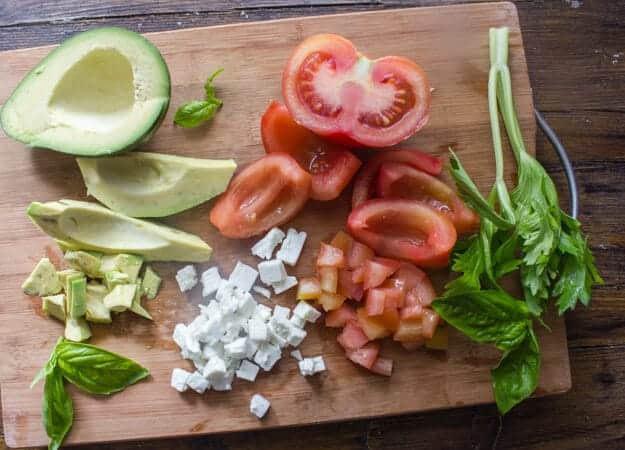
[209,153,311,238]
[325,304,357,328]
[370,357,393,377]
[317,243,345,268]
[346,342,381,370]
[261,101,361,201]
[337,320,370,351]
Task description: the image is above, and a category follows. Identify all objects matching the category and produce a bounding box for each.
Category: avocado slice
[141,266,161,299]
[103,284,136,312]
[21,257,62,296]
[103,270,129,291]
[66,273,87,318]
[42,294,66,322]
[64,250,102,278]
[129,279,152,320]
[27,199,212,262]
[77,153,237,218]
[114,254,143,282]
[99,254,118,273]
[85,282,112,323]
[57,268,83,286]
[0,27,170,156]
[65,317,92,342]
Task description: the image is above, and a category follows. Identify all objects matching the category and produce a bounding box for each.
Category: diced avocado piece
[129,279,152,320]
[64,250,102,278]
[21,258,62,296]
[141,266,161,300]
[57,268,83,286]
[115,254,143,283]
[26,200,212,262]
[0,27,170,156]
[99,254,118,273]
[42,294,66,322]
[77,153,237,218]
[425,327,448,351]
[64,317,91,342]
[103,284,136,312]
[66,273,87,318]
[103,270,129,291]
[85,282,112,323]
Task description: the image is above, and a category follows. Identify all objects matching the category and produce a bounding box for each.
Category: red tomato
[347,199,457,268]
[370,357,393,377]
[346,342,381,370]
[330,230,354,255]
[261,101,361,201]
[296,277,322,300]
[319,266,339,293]
[282,34,431,148]
[337,269,364,301]
[318,291,346,311]
[363,258,400,290]
[400,304,424,320]
[325,304,357,328]
[393,319,423,342]
[422,309,441,339]
[381,287,404,310]
[337,320,370,351]
[365,288,386,316]
[352,266,366,284]
[357,307,391,340]
[352,149,442,209]
[346,241,375,269]
[317,243,345,268]
[210,153,311,238]
[377,162,480,234]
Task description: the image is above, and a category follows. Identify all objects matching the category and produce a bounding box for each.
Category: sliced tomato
[282,34,431,148]
[381,287,404,310]
[346,342,381,370]
[393,319,424,342]
[330,230,354,255]
[318,291,346,311]
[352,266,366,284]
[296,277,321,300]
[348,199,457,268]
[399,303,424,320]
[370,357,393,377]
[337,269,364,301]
[337,320,370,351]
[352,149,443,209]
[319,266,339,293]
[365,288,386,316]
[377,162,480,234]
[317,243,345,268]
[261,101,361,201]
[325,304,357,328]
[210,153,311,238]
[422,309,441,339]
[357,307,391,340]
[346,241,375,269]
[393,262,428,291]
[362,257,401,290]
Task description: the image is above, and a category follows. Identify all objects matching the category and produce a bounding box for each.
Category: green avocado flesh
[77,152,237,218]
[0,27,170,156]
[21,257,62,296]
[27,199,212,262]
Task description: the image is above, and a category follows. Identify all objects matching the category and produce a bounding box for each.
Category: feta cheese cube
[200,267,222,298]
[258,259,287,284]
[287,326,307,347]
[272,276,298,295]
[272,304,291,321]
[251,228,285,260]
[172,324,188,351]
[254,342,282,371]
[246,338,259,359]
[186,371,210,394]
[184,333,201,356]
[248,318,268,341]
[252,286,271,298]
[312,356,326,373]
[224,337,248,359]
[298,358,315,376]
[267,318,290,348]
[192,317,223,344]
[254,303,272,322]
[229,262,258,293]
[290,349,303,361]
[220,323,241,343]
[202,341,224,360]
[289,314,306,329]
[236,360,260,382]
[293,301,322,323]
[202,356,227,381]
[250,393,271,419]
[211,369,234,391]
[192,357,207,372]
[235,290,257,319]
[175,265,198,292]
[276,228,307,266]
[216,279,236,303]
[199,300,222,319]
[171,368,192,392]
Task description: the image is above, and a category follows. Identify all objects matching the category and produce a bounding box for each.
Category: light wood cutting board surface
[0,2,571,447]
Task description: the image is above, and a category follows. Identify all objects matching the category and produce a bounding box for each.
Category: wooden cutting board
[0,2,571,448]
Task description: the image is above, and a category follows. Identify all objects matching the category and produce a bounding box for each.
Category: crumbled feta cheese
[211,369,234,391]
[254,303,272,322]
[171,368,192,392]
[202,341,224,360]
[287,326,307,347]
[235,290,257,319]
[298,358,315,376]
[186,371,210,394]
[220,323,241,344]
[276,228,307,266]
[248,318,268,341]
[224,337,248,359]
[254,342,282,371]
[199,300,222,319]
[192,316,223,344]
[272,276,298,295]
[251,228,285,260]
[258,259,287,284]
[172,324,188,351]
[250,393,271,419]
[216,279,236,303]
[293,301,322,323]
[252,285,272,298]
[246,338,259,359]
[289,314,306,329]
[236,360,260,382]
[290,349,303,361]
[311,356,326,373]
[272,304,291,320]
[192,357,207,372]
[184,333,201,357]
[176,265,198,292]
[200,267,222,297]
[202,356,227,381]
[229,262,259,293]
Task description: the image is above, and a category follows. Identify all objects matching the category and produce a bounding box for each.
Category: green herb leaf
[173,100,221,128]
[204,68,224,99]
[42,366,73,450]
[55,340,149,395]
[31,337,63,388]
[492,327,540,414]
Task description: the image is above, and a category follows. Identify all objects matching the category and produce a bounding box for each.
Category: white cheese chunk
[211,369,234,391]
[252,285,271,298]
[287,326,307,347]
[246,338,259,359]
[171,368,192,392]
[272,276,298,295]
[235,289,257,319]
[224,337,248,359]
[293,301,322,323]
[236,360,260,382]
[199,300,222,319]
[254,342,282,371]
[186,371,210,394]
[176,265,198,292]
[172,324,188,351]
[192,357,207,372]
[298,358,315,377]
[251,228,285,260]
[202,341,224,360]
[290,349,303,361]
[200,267,222,298]
[289,314,306,329]
[202,356,227,381]
[258,259,287,285]
[215,279,235,303]
[250,393,271,419]
[276,228,307,266]
[254,304,272,322]
[311,356,326,373]
[229,262,259,293]
[248,318,268,341]
[272,304,291,321]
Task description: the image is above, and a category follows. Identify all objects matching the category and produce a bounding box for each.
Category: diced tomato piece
[352,266,365,283]
[363,258,400,290]
[381,287,404,310]
[401,340,425,351]
[408,281,436,307]
[365,288,386,316]
[357,307,391,340]
[393,319,424,342]
[325,304,357,328]
[337,320,370,351]
[370,357,394,377]
[399,303,424,320]
[425,326,448,351]
[317,243,345,268]
[318,292,346,311]
[337,269,364,301]
[376,308,400,332]
[346,241,375,269]
[318,266,338,293]
[346,342,381,370]
[330,230,354,255]
[422,309,440,339]
[393,262,428,291]
[296,277,321,300]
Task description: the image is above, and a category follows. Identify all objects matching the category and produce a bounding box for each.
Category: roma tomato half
[261,101,361,201]
[347,199,457,268]
[209,153,311,238]
[282,34,431,148]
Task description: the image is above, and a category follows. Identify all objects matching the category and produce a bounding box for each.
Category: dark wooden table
[1,1,623,449]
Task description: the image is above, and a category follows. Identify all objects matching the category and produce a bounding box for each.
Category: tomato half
[347,199,457,268]
[209,153,311,238]
[351,149,442,209]
[377,162,480,234]
[282,34,431,148]
[261,101,361,201]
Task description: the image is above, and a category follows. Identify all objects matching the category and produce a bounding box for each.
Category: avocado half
[0,27,170,156]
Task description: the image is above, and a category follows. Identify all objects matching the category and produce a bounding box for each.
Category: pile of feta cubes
[170,227,327,419]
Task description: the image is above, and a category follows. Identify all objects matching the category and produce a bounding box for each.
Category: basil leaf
[31,337,64,388]
[56,341,149,395]
[432,290,530,351]
[204,67,224,99]
[492,327,540,414]
[173,100,221,128]
[42,366,73,450]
